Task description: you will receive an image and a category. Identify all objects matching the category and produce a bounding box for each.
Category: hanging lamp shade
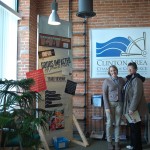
[76,0,96,18]
[48,0,61,25]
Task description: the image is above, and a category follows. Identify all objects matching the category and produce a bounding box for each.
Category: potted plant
[0,78,50,149]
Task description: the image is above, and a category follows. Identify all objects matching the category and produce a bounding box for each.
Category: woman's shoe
[126,145,133,149]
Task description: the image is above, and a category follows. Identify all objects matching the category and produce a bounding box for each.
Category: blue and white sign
[90,28,150,78]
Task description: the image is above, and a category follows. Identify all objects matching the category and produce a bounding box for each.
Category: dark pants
[129,121,142,150]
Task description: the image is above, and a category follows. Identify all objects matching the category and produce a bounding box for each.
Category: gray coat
[123,75,148,117]
[102,77,125,109]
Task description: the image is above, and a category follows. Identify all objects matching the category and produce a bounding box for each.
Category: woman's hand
[105,109,110,113]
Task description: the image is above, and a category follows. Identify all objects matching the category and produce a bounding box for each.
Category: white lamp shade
[48,10,61,25]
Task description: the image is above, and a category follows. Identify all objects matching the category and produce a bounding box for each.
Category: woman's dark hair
[128,62,137,70]
[108,65,118,76]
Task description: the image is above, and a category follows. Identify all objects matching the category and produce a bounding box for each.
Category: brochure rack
[90,95,104,139]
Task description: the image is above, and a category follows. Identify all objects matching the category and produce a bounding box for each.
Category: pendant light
[48,0,61,25]
[77,0,96,18]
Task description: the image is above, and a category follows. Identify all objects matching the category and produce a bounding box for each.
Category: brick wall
[18,0,30,79]
[88,0,150,131]
[29,0,38,71]
[18,0,150,132]
[18,0,38,79]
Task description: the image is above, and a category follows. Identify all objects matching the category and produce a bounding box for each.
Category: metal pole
[84,17,87,133]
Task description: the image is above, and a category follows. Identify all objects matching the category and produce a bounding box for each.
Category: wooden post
[72,114,89,147]
[38,126,51,150]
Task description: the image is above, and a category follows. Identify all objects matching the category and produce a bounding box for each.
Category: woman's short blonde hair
[108,65,118,76]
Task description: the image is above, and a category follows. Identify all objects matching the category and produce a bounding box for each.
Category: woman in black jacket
[123,62,148,150]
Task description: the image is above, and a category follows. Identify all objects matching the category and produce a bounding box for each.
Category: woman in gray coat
[102,65,125,150]
[123,62,148,150]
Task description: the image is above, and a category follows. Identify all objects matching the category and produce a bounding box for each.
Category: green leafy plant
[0,78,50,149]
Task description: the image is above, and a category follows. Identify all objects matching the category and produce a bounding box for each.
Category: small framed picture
[91,95,102,107]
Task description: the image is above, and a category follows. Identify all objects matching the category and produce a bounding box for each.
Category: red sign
[26,69,47,92]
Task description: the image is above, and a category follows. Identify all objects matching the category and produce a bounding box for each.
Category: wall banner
[90,27,150,78]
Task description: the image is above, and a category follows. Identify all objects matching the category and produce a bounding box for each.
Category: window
[1,0,17,11]
[0,0,20,80]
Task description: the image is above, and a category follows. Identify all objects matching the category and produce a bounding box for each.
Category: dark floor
[49,138,150,150]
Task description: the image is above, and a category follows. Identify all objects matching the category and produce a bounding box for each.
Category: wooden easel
[71,114,89,147]
[37,114,89,149]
